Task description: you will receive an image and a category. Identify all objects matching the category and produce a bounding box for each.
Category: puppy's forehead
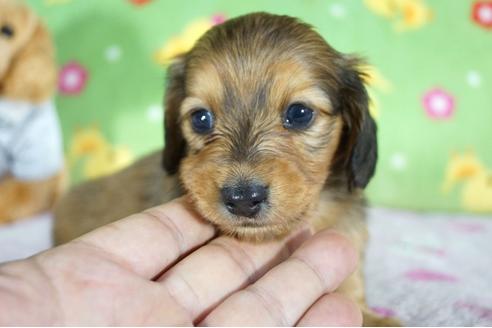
[186,57,317,111]
[183,13,337,114]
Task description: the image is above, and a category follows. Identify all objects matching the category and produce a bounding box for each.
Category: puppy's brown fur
[55,13,398,325]
[0,0,62,223]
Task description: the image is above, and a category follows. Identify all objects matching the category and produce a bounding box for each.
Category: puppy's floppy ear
[162,56,187,174]
[335,56,378,189]
[350,108,377,188]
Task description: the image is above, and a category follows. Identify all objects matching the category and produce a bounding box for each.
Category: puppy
[55,13,398,326]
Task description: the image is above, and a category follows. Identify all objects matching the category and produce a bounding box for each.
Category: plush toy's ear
[162,57,187,174]
[1,19,57,103]
[334,57,378,189]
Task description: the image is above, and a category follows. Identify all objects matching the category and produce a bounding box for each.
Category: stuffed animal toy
[0,0,64,224]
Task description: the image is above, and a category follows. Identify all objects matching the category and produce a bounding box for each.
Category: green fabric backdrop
[25,0,492,214]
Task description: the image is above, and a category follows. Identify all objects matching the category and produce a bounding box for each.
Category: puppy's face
[163,13,377,240]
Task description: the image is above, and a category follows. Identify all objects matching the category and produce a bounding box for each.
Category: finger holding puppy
[158,226,312,322]
[200,230,359,326]
[47,197,215,279]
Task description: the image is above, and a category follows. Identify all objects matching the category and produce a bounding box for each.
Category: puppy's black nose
[221,183,268,218]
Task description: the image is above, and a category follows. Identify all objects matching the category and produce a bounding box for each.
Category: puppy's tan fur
[54,13,398,325]
[0,0,62,223]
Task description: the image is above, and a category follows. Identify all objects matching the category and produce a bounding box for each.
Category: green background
[25,0,492,214]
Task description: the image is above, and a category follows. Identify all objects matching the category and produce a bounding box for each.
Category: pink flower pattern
[58,61,88,95]
[472,1,492,29]
[404,269,458,282]
[211,13,227,25]
[422,88,455,120]
[371,307,397,318]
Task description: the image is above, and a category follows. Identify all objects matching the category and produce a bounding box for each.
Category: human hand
[0,198,361,326]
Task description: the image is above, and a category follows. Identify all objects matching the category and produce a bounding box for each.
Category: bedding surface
[366,208,492,326]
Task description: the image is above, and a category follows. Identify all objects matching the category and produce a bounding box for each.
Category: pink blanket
[366,208,492,326]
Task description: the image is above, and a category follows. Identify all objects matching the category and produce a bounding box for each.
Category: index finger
[64,197,216,279]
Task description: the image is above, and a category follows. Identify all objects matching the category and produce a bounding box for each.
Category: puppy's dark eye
[1,24,14,39]
[283,103,314,130]
[191,109,214,134]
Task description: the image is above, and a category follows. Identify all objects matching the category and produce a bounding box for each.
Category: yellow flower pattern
[442,151,492,213]
[68,126,134,180]
[364,0,433,31]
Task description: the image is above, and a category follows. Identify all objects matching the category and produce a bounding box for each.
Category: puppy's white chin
[217,219,301,242]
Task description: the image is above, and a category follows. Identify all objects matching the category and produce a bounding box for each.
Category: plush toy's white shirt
[0,97,63,181]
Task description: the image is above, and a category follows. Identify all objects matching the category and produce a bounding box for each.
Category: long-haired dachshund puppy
[55,13,398,326]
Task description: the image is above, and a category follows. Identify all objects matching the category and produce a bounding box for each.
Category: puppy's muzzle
[221,182,268,218]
